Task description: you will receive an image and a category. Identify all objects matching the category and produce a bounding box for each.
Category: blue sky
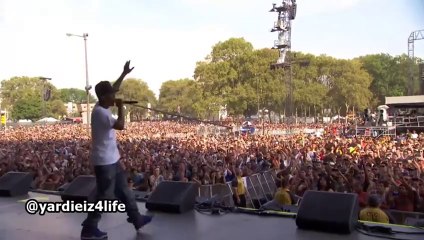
[0,0,423,97]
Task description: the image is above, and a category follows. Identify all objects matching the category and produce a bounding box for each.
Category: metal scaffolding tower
[269,0,297,117]
[407,29,424,95]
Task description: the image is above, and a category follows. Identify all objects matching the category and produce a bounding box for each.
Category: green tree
[11,94,42,120]
[159,79,204,117]
[394,54,422,96]
[210,37,254,63]
[1,76,62,120]
[245,48,285,117]
[192,91,227,120]
[327,59,373,113]
[59,88,96,103]
[291,53,328,116]
[186,38,424,119]
[225,83,257,116]
[194,38,281,116]
[114,78,157,121]
[47,99,67,119]
[357,54,424,105]
[357,54,405,105]
[1,77,58,108]
[293,81,328,116]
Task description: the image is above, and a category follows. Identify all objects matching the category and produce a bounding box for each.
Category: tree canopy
[175,38,397,119]
[1,37,422,121]
[114,78,157,121]
[1,77,66,120]
[158,79,203,117]
[59,88,96,103]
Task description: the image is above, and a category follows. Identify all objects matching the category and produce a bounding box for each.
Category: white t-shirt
[90,103,120,166]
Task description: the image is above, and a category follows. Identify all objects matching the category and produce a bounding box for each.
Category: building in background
[64,102,95,124]
[64,102,95,116]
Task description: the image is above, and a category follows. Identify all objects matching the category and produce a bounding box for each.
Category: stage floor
[0,192,423,240]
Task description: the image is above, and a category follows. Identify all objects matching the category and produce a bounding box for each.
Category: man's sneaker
[81,227,108,240]
[127,215,153,230]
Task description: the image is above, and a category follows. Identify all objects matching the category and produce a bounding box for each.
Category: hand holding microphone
[115,98,123,107]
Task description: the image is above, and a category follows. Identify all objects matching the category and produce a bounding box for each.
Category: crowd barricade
[164,133,191,138]
[243,175,263,208]
[211,184,234,206]
[197,125,230,136]
[197,170,278,208]
[267,128,325,136]
[198,184,213,199]
[198,183,234,207]
[386,209,424,226]
[267,130,288,135]
[197,172,424,226]
[260,171,277,197]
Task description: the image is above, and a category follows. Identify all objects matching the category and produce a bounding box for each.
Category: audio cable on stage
[356,222,424,240]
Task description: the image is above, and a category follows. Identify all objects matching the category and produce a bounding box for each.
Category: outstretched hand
[123,60,134,75]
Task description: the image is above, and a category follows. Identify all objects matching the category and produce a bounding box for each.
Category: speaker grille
[296,191,359,234]
[0,172,33,197]
[146,181,199,213]
[61,175,96,203]
[0,173,23,189]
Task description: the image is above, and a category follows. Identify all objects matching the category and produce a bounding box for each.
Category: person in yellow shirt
[231,169,246,207]
[359,194,389,224]
[274,177,293,205]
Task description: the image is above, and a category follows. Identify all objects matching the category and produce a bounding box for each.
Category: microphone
[122,100,138,104]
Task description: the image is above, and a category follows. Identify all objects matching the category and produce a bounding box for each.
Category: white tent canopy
[385,95,424,105]
[37,117,59,122]
[377,105,389,110]
[18,119,32,123]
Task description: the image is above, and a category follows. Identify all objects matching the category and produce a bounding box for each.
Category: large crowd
[0,121,423,219]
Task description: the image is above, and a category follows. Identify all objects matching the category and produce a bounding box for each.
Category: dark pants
[233,194,247,208]
[82,162,141,228]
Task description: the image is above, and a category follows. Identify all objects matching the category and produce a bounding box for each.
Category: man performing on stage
[81,61,152,240]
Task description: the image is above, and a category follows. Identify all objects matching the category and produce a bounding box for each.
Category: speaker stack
[0,172,33,197]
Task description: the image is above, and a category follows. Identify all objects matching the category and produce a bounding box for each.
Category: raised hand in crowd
[0,121,423,216]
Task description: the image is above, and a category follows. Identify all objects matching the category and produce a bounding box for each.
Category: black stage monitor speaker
[0,172,33,197]
[296,191,359,234]
[146,181,199,213]
[61,175,96,203]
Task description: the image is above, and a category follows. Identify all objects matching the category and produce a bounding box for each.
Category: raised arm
[112,60,134,91]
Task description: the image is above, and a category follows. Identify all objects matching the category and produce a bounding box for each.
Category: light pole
[66,33,92,135]
[39,77,52,121]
